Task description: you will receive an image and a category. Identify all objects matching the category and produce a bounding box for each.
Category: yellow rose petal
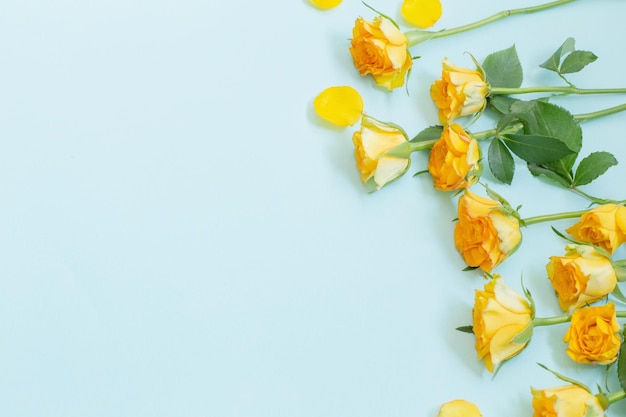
[310,0,342,10]
[437,399,482,417]
[313,86,363,127]
[401,0,442,28]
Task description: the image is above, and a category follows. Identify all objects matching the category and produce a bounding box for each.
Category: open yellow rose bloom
[427,124,481,191]
[430,58,488,124]
[472,275,533,373]
[563,303,621,365]
[349,16,413,91]
[454,189,522,272]
[566,203,626,254]
[531,385,605,417]
[546,244,617,314]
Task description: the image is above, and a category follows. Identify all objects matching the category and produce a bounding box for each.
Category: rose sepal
[551,226,614,259]
[384,141,413,159]
[613,260,626,282]
[537,363,593,393]
[404,29,438,47]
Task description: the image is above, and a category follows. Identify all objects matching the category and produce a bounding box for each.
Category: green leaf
[488,139,515,184]
[488,95,521,115]
[514,100,583,153]
[540,37,575,72]
[617,328,626,392]
[560,50,597,74]
[482,45,523,88]
[527,162,572,188]
[410,125,443,143]
[503,134,575,164]
[573,151,618,186]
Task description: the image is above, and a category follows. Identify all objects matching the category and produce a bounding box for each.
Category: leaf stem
[570,188,624,205]
[573,102,626,123]
[405,0,577,47]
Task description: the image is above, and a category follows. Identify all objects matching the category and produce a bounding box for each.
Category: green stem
[533,311,626,327]
[489,86,626,96]
[570,188,624,205]
[573,102,626,123]
[605,390,626,405]
[409,139,437,152]
[522,210,588,226]
[405,0,577,47]
[533,315,571,326]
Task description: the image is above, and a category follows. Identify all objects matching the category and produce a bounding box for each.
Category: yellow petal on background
[310,0,342,10]
[313,86,364,127]
[401,0,442,28]
[437,399,482,417]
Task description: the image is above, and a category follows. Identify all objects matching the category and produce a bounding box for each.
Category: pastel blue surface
[1,0,625,416]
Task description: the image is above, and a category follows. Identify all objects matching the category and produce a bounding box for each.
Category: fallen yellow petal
[401,0,442,28]
[313,86,364,127]
[310,0,342,10]
[437,399,482,417]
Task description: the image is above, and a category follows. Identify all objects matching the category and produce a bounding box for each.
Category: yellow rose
[349,16,413,91]
[430,58,489,124]
[427,124,481,191]
[353,114,411,191]
[563,303,621,365]
[454,189,522,272]
[437,399,482,417]
[566,203,626,254]
[472,275,533,372]
[531,385,605,417]
[546,244,617,314]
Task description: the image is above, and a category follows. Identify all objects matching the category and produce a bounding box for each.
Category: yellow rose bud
[453,189,522,272]
[352,114,411,192]
[566,203,626,254]
[563,303,621,365]
[349,16,413,91]
[531,385,605,417]
[427,124,481,191]
[430,58,489,124]
[547,244,617,314]
[472,275,533,373]
[437,399,482,417]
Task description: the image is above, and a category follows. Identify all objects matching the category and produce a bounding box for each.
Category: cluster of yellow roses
[310,0,626,416]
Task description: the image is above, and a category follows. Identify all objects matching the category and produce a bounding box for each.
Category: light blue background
[1,0,625,416]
